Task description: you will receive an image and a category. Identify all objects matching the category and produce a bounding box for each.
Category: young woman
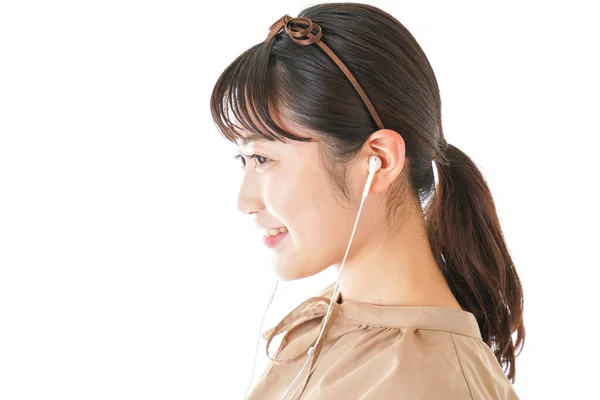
[210,3,525,399]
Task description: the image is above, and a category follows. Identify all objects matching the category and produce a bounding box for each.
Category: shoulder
[447,333,520,400]
[356,329,519,400]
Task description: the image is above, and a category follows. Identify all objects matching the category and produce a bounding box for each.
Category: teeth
[264,226,288,237]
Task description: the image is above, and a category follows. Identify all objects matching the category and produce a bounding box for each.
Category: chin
[274,266,306,281]
[273,260,326,281]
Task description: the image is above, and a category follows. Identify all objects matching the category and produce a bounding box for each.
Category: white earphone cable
[278,156,379,400]
[279,186,369,400]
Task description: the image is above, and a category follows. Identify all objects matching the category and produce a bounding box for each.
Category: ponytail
[425,143,525,383]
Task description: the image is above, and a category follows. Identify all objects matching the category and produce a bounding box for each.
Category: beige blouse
[247,282,519,400]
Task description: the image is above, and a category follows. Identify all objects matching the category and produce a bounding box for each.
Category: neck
[333,205,462,309]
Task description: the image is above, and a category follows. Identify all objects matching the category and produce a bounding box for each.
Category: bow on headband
[264,14,323,45]
[263,14,385,131]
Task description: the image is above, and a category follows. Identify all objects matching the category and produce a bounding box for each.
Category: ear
[362,129,406,195]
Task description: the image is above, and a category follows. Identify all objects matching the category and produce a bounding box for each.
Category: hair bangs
[210,43,313,145]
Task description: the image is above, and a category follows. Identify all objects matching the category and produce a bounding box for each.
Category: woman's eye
[254,155,269,166]
[233,153,270,168]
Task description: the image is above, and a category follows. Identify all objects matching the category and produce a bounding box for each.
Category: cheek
[283,171,346,241]
[281,168,328,218]
[269,169,358,280]
[264,174,298,220]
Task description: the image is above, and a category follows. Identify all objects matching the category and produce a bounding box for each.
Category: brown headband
[264,14,385,131]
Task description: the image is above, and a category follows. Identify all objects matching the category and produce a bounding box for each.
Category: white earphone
[363,154,382,198]
[245,155,382,400]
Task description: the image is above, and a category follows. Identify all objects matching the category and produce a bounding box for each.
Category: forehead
[236,134,265,146]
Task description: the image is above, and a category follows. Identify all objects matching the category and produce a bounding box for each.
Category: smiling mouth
[263,229,289,248]
[263,226,288,237]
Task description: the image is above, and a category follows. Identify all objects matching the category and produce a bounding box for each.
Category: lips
[263,230,289,248]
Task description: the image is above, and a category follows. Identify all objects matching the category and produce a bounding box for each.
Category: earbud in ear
[368,155,382,175]
[362,155,382,198]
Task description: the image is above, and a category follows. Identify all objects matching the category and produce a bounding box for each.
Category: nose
[237,168,264,215]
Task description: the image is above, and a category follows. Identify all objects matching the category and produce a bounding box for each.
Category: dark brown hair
[210,2,524,382]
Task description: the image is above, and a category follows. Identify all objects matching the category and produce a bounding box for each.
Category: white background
[1,0,598,399]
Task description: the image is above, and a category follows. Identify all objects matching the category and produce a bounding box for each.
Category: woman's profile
[210,3,525,399]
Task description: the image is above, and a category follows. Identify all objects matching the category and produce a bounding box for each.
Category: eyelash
[233,153,270,168]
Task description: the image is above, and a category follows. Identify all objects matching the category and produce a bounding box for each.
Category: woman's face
[235,118,373,281]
